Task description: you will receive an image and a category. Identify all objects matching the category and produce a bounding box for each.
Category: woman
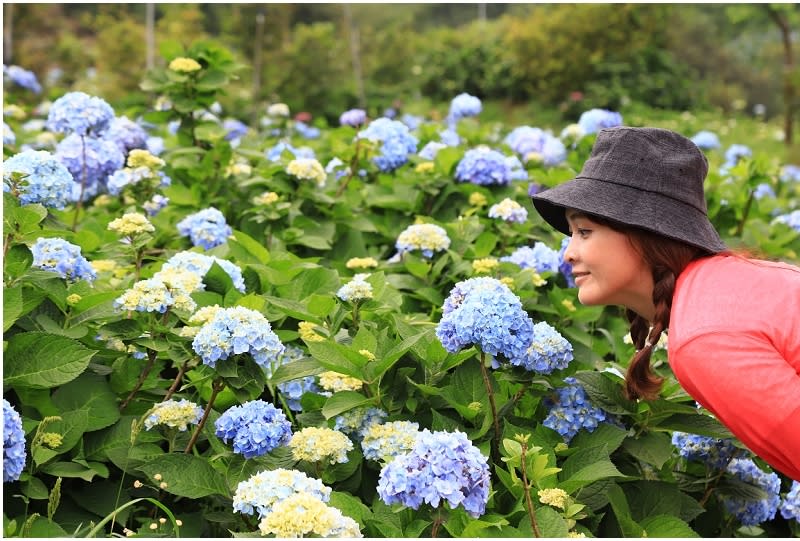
[531,126,800,481]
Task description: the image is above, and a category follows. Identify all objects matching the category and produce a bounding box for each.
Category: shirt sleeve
[670,330,800,481]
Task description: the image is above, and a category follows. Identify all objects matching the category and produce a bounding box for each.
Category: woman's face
[563,210,655,320]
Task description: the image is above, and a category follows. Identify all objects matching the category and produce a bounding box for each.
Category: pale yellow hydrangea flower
[127,149,165,169]
[91,259,118,273]
[66,294,82,306]
[538,488,569,510]
[319,371,363,393]
[358,349,376,361]
[469,192,488,207]
[500,277,515,289]
[34,132,58,148]
[168,57,202,73]
[472,257,499,274]
[346,257,378,270]
[267,103,290,117]
[561,299,576,312]
[415,162,435,174]
[152,267,203,294]
[253,191,279,206]
[258,492,363,538]
[568,532,586,538]
[531,272,547,287]
[108,212,155,237]
[298,321,325,342]
[225,162,252,177]
[188,305,224,326]
[93,194,113,207]
[287,158,327,187]
[524,151,544,165]
[289,427,353,464]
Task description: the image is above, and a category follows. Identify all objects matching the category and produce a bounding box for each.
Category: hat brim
[531,176,727,254]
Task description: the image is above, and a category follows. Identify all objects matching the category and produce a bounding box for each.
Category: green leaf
[570,423,628,454]
[606,483,644,537]
[51,373,120,432]
[639,515,700,538]
[655,413,735,440]
[624,481,706,524]
[306,341,365,379]
[21,476,49,500]
[622,431,674,469]
[322,391,373,419]
[43,409,89,456]
[4,286,23,331]
[26,517,68,538]
[572,371,637,414]
[137,454,230,498]
[194,122,226,142]
[270,358,326,385]
[228,230,270,265]
[204,260,235,296]
[39,461,107,482]
[534,506,569,538]
[4,332,96,389]
[4,243,32,279]
[559,444,626,494]
[329,491,372,527]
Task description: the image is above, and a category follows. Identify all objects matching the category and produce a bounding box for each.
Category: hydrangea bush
[3,43,800,539]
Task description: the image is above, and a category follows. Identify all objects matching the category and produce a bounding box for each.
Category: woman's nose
[563,237,577,263]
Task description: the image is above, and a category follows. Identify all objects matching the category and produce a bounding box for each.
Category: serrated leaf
[137,454,230,498]
[322,391,373,419]
[51,373,120,432]
[639,515,700,538]
[5,332,96,389]
[622,431,674,469]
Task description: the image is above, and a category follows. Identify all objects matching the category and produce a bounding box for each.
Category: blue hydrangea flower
[3,398,26,482]
[772,210,800,232]
[233,468,331,518]
[780,164,800,183]
[3,150,74,209]
[265,141,316,162]
[418,141,447,161]
[720,458,781,526]
[334,407,388,441]
[278,376,321,412]
[436,277,534,362]
[31,237,96,282]
[54,134,125,195]
[192,306,285,369]
[488,198,528,223]
[671,431,739,469]
[377,429,490,518]
[510,322,573,373]
[455,146,527,186]
[104,116,148,155]
[504,126,566,167]
[690,130,721,151]
[161,251,246,293]
[143,194,169,216]
[146,136,165,156]
[3,121,15,146]
[361,420,420,462]
[448,93,482,122]
[357,118,418,172]
[439,128,461,147]
[720,144,752,175]
[340,108,367,127]
[176,207,232,250]
[501,242,561,274]
[557,237,576,288]
[753,183,775,200]
[223,118,248,141]
[47,91,115,136]
[395,223,451,258]
[577,109,623,135]
[779,481,800,522]
[3,65,42,94]
[543,377,608,443]
[214,400,292,458]
[294,121,320,139]
[401,113,422,130]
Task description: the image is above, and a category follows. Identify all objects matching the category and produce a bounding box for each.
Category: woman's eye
[577,228,591,237]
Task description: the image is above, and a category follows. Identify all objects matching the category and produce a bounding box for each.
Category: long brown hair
[588,216,710,401]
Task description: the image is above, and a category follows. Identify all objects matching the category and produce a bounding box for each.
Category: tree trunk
[766,6,795,145]
[343,4,367,109]
[3,3,12,64]
[145,3,155,70]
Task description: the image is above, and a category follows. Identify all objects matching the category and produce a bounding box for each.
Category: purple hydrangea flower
[780,164,800,183]
[3,150,74,209]
[176,207,232,250]
[339,109,367,127]
[3,398,26,482]
[54,134,125,196]
[214,400,292,458]
[47,91,115,136]
[577,109,623,135]
[104,116,149,155]
[223,118,248,141]
[504,126,566,167]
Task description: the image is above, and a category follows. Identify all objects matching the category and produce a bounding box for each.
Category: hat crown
[579,127,710,214]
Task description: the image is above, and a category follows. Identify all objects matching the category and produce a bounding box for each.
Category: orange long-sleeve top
[669,254,800,481]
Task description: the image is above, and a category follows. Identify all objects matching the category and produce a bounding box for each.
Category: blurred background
[3,3,799,153]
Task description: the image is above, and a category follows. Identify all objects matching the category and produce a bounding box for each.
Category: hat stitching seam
[571,175,708,214]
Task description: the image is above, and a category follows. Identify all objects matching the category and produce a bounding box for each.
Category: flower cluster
[267,103,290,117]
[47,91,115,136]
[779,481,800,521]
[361,421,420,462]
[780,164,800,183]
[346,257,378,269]
[144,399,203,431]
[337,273,373,303]
[510,322,574,374]
[455,146,527,186]
[577,108,623,135]
[357,118,418,172]
[104,116,149,155]
[278,376,321,412]
[340,108,367,127]
[223,118,248,141]
[55,134,125,198]
[557,237,576,288]
[107,153,170,197]
[253,191,279,205]
[286,158,327,187]
[192,306,285,369]
[538,488,569,510]
[31,237,96,282]
[113,274,197,314]
[3,150,74,209]
[318,371,364,393]
[395,223,451,258]
[435,277,533,363]
[3,122,15,146]
[543,377,608,443]
[289,427,353,464]
[334,407,388,441]
[720,144,752,175]
[161,251,246,293]
[168,57,202,73]
[176,207,232,250]
[504,126,566,167]
[258,491,363,538]
[690,130,721,151]
[448,93,482,122]
[3,64,42,93]
[377,429,490,517]
[3,399,26,483]
[488,198,529,223]
[266,141,315,162]
[472,257,499,274]
[298,321,325,343]
[108,212,155,237]
[143,194,170,216]
[671,432,740,469]
[720,458,781,526]
[233,468,331,518]
[215,400,292,458]
[772,210,800,232]
[501,242,561,274]
[418,141,448,161]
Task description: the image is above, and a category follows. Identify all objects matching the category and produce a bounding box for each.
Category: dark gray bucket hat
[531,126,727,253]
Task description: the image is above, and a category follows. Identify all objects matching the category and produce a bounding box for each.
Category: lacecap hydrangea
[144,399,203,431]
[543,377,608,443]
[3,399,26,482]
[504,126,566,167]
[214,400,292,458]
[720,458,781,526]
[510,322,573,374]
[47,91,115,137]
[501,242,561,274]
[435,277,534,363]
[161,251,246,293]
[377,429,490,518]
[233,468,331,518]
[671,431,740,470]
[3,150,74,209]
[455,146,527,186]
[395,223,451,258]
[31,237,96,282]
[192,306,286,369]
[357,118,418,172]
[176,207,232,250]
[577,108,623,135]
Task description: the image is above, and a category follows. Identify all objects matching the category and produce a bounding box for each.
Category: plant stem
[71,134,87,232]
[520,440,542,538]
[735,190,755,237]
[479,352,501,462]
[335,138,361,197]
[184,378,225,454]
[431,511,445,538]
[162,360,189,402]
[119,350,157,411]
